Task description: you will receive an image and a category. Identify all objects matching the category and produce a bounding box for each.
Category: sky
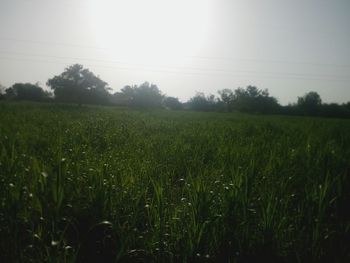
[0,0,349,105]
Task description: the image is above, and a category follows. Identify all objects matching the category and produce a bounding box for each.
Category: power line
[1,55,349,83]
[0,37,108,51]
[0,50,349,80]
[1,37,350,69]
[187,55,350,69]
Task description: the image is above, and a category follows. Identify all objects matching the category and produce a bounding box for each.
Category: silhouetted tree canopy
[113,82,163,108]
[47,64,110,105]
[218,89,234,111]
[345,102,350,111]
[0,83,5,93]
[297,91,322,114]
[1,65,349,119]
[218,86,279,113]
[187,92,218,111]
[4,83,49,101]
[319,103,350,118]
[163,97,183,110]
[0,83,6,100]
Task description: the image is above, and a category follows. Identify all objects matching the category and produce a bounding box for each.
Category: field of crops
[0,102,349,262]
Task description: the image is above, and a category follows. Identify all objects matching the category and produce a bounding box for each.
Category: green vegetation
[1,64,350,118]
[0,102,349,262]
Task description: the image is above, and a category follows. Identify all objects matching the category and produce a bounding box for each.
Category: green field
[0,102,349,262]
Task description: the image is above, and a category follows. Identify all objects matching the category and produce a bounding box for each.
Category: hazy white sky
[0,0,349,104]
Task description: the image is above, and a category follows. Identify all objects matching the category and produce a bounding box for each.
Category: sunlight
[86,0,212,65]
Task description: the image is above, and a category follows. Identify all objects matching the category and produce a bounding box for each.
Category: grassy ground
[0,102,349,262]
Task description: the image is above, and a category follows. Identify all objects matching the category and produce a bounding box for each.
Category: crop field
[0,102,349,262]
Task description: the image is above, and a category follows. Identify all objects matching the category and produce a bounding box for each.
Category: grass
[0,101,349,262]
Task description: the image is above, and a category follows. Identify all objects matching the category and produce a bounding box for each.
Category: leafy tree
[345,102,350,111]
[282,101,350,118]
[297,91,322,114]
[132,82,163,108]
[187,92,218,111]
[218,89,234,111]
[320,103,349,118]
[115,82,163,108]
[110,91,131,106]
[0,83,6,100]
[0,83,5,93]
[218,86,279,113]
[4,83,49,101]
[47,64,111,105]
[163,97,183,110]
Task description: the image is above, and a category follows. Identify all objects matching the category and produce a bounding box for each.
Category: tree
[187,92,218,111]
[218,86,279,113]
[115,82,163,108]
[320,103,349,118]
[0,83,5,93]
[297,91,322,114]
[47,64,111,105]
[4,83,49,101]
[163,97,183,110]
[218,89,234,111]
[0,83,6,100]
[345,102,350,111]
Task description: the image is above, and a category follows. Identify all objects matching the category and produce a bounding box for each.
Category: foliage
[1,66,350,118]
[218,88,234,111]
[114,82,164,108]
[297,91,322,114]
[163,96,183,110]
[281,93,350,118]
[0,83,6,99]
[4,83,50,101]
[319,103,350,118]
[218,86,280,113]
[47,64,111,105]
[187,92,218,111]
[345,102,350,111]
[1,102,350,262]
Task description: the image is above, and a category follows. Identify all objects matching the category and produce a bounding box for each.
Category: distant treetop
[112,82,163,108]
[4,82,50,101]
[47,64,110,105]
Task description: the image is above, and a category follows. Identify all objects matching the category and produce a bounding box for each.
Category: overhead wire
[0,50,349,81]
[1,37,350,69]
[0,54,349,83]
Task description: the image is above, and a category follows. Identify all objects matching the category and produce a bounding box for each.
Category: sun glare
[87,0,212,65]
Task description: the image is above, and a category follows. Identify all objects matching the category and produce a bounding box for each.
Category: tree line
[1,64,349,118]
